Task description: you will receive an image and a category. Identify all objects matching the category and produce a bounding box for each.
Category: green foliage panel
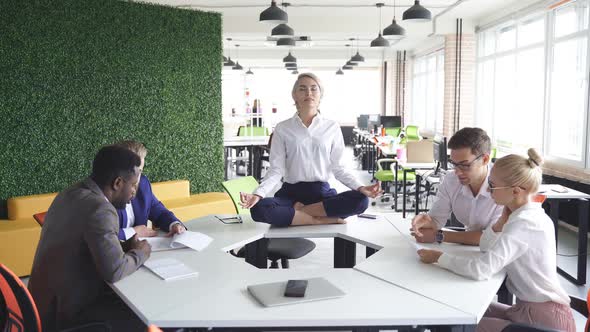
[0,0,223,200]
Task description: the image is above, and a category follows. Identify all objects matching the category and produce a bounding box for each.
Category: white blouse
[438,202,570,305]
[254,113,364,198]
[429,170,503,231]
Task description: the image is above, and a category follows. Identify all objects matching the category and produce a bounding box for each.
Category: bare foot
[293,202,305,211]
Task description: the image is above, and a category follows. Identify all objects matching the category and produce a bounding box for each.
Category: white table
[396,161,438,218]
[111,214,505,331]
[223,136,270,180]
[539,184,590,285]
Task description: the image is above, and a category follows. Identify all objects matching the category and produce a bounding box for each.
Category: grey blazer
[28,178,148,331]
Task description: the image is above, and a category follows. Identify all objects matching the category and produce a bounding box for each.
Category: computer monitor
[357,114,369,130]
[380,116,402,128]
[367,114,380,133]
[433,135,448,172]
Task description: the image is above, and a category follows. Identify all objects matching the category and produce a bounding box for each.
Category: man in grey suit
[28,145,152,332]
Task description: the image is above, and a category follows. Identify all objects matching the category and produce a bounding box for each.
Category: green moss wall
[0,0,223,202]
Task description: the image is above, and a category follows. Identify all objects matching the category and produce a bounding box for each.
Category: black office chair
[221,176,316,269]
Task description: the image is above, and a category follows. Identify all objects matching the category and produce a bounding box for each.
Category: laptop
[247,277,346,307]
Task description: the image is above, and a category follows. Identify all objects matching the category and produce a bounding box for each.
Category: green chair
[373,158,416,208]
[385,127,402,138]
[238,126,269,137]
[401,125,422,144]
[221,176,316,269]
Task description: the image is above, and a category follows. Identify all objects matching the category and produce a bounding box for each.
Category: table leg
[245,238,268,269]
[575,199,588,284]
[402,169,408,218]
[393,161,399,211]
[334,237,356,268]
[366,247,378,258]
[224,147,229,180]
[415,172,421,217]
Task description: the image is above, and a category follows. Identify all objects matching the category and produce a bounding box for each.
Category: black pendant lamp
[232,62,243,70]
[283,51,297,64]
[260,1,288,25]
[224,38,236,67]
[224,58,235,67]
[246,68,254,75]
[384,0,406,39]
[342,65,353,70]
[272,23,294,38]
[292,69,299,74]
[349,38,365,64]
[232,44,243,70]
[402,0,431,22]
[277,37,296,47]
[336,68,344,75]
[371,3,390,48]
[285,62,297,69]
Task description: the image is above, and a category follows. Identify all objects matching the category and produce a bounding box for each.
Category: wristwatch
[435,229,444,244]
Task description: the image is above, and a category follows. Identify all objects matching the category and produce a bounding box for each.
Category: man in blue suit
[115,140,185,240]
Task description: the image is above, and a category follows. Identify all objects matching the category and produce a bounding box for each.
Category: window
[476,0,590,168]
[410,50,444,134]
[476,13,546,154]
[546,1,589,164]
[222,68,381,131]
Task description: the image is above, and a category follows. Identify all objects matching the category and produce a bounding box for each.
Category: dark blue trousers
[250,181,369,227]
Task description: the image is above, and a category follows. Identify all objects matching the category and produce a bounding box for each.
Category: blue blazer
[117,174,179,240]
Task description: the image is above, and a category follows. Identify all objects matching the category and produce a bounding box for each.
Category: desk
[394,161,437,218]
[539,184,590,285]
[223,136,270,180]
[111,214,505,330]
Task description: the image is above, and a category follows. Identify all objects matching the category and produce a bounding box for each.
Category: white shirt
[254,113,364,198]
[429,170,503,231]
[122,203,136,240]
[438,202,570,305]
[121,203,182,240]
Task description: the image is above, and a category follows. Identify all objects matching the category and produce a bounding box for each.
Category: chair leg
[281,258,289,269]
[269,260,279,269]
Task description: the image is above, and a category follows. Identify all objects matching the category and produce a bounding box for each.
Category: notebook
[247,277,346,307]
[143,258,198,281]
[140,231,213,252]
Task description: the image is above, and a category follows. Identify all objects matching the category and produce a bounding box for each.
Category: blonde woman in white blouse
[417,148,575,332]
[240,73,381,227]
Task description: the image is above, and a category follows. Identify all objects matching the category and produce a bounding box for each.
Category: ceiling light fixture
[283,51,297,64]
[292,69,299,74]
[260,0,288,25]
[336,68,344,75]
[349,38,365,64]
[371,3,390,48]
[232,44,243,70]
[277,37,296,47]
[384,0,406,39]
[224,38,235,67]
[402,0,432,22]
[270,3,294,38]
[246,68,254,75]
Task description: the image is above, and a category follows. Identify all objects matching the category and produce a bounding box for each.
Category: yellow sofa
[1,180,234,277]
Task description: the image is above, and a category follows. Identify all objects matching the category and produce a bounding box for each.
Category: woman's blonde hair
[493,148,544,193]
[115,140,147,159]
[291,72,324,100]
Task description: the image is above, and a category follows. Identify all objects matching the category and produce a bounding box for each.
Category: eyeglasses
[215,215,243,224]
[487,179,513,192]
[448,154,483,171]
[487,179,526,193]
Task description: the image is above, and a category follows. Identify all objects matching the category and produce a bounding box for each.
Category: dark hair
[448,127,491,156]
[91,145,141,188]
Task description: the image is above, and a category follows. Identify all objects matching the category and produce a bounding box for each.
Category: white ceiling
[137,0,539,68]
